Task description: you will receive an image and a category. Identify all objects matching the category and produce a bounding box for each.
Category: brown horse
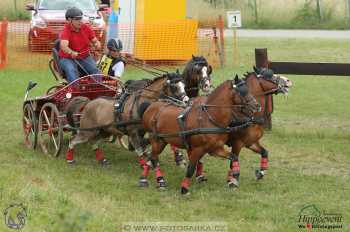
[65,72,189,165]
[225,67,292,188]
[171,55,213,166]
[182,55,212,98]
[139,76,260,193]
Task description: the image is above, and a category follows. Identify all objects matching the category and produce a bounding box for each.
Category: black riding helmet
[65,7,83,20]
[107,38,123,51]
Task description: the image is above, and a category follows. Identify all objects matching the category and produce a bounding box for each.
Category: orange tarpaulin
[0,18,8,69]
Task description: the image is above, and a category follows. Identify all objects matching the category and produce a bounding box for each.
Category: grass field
[0,37,350,232]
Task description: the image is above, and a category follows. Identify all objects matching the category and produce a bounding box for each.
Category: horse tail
[65,97,90,128]
[138,101,151,118]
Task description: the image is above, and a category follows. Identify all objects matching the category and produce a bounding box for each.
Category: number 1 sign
[227,11,242,28]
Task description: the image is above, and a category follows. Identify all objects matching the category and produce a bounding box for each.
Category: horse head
[252,66,293,95]
[163,72,189,104]
[183,55,212,96]
[231,75,261,116]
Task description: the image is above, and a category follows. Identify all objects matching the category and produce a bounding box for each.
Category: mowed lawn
[0,37,350,232]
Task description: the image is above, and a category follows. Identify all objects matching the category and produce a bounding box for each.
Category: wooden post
[217,15,225,67]
[233,28,238,66]
[0,18,8,69]
[255,48,268,68]
[347,0,350,20]
[212,27,223,68]
[255,48,273,130]
[316,0,322,22]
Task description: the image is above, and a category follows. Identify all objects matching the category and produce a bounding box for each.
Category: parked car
[25,0,108,52]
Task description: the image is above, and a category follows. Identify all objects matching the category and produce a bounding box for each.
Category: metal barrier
[4,20,223,70]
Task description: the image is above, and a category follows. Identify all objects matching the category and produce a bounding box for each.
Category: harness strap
[177,105,192,149]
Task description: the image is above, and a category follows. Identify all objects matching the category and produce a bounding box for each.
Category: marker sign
[227,11,241,28]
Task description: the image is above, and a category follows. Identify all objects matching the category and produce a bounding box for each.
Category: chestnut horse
[65,72,189,165]
[171,55,213,166]
[225,67,292,188]
[139,76,260,193]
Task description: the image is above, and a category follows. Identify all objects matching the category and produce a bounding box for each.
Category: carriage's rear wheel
[22,103,38,149]
[38,103,63,157]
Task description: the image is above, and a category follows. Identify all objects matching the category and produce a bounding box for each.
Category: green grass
[0,37,350,231]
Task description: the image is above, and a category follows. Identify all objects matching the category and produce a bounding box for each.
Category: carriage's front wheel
[38,103,63,157]
[22,103,38,149]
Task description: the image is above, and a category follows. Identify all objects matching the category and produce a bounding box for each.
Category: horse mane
[243,71,256,81]
[205,80,230,103]
[182,55,208,83]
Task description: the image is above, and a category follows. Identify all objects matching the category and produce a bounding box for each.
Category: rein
[124,57,168,76]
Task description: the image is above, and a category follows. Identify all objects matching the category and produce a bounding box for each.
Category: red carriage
[22,64,123,157]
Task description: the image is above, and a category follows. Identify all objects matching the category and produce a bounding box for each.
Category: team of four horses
[40,55,292,195]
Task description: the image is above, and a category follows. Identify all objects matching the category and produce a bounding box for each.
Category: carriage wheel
[117,135,129,150]
[38,103,63,157]
[22,103,38,149]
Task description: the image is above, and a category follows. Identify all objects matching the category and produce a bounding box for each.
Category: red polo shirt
[59,23,96,59]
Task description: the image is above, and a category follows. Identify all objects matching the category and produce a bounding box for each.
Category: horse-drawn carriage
[22,42,124,157]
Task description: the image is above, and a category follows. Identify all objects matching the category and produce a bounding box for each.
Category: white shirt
[111,61,124,78]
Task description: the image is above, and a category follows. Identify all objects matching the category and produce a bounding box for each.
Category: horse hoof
[196,175,208,183]
[255,169,265,180]
[175,153,187,167]
[181,187,190,195]
[139,177,149,187]
[157,177,167,189]
[178,161,187,169]
[227,179,239,188]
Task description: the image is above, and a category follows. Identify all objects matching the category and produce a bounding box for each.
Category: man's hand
[92,38,101,50]
[71,51,79,58]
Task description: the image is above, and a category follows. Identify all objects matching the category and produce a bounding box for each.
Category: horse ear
[208,65,213,75]
[253,66,259,74]
[176,69,180,74]
[192,54,195,59]
[234,74,239,83]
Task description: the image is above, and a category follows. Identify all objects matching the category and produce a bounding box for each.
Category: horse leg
[195,161,207,183]
[66,132,90,164]
[170,144,186,167]
[227,142,243,188]
[91,138,109,166]
[181,148,204,195]
[248,142,269,180]
[149,156,167,190]
[139,138,167,188]
[128,130,151,187]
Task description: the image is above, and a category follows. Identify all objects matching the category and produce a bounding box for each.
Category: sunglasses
[72,17,82,20]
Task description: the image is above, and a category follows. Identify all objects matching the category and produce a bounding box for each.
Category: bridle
[185,60,212,92]
[246,72,286,96]
[198,80,258,128]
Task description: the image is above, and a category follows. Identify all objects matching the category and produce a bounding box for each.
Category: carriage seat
[51,40,67,80]
[50,39,85,81]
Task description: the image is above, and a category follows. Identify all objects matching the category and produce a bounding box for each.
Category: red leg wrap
[231,161,240,175]
[196,162,204,177]
[181,178,190,189]
[260,157,269,170]
[95,148,104,161]
[171,144,178,153]
[66,148,74,161]
[139,157,147,167]
[142,164,150,177]
[155,166,163,178]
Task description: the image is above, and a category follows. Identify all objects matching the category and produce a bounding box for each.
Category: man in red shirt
[58,7,101,82]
